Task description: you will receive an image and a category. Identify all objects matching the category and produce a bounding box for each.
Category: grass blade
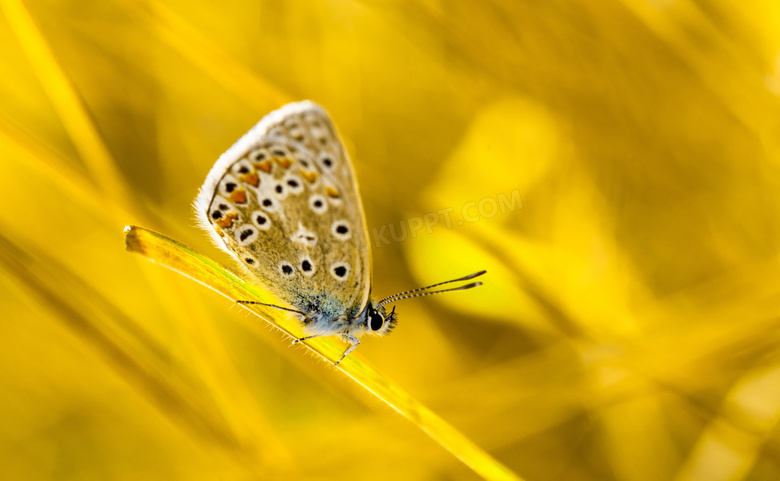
[124,225,522,481]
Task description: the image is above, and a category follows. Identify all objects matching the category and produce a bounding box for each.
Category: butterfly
[195,101,484,364]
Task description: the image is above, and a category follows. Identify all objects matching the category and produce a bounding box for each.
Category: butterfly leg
[334,335,360,365]
[292,335,321,345]
[235,300,304,316]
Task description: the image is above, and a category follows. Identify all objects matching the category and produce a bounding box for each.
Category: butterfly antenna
[378,270,486,307]
[236,300,306,316]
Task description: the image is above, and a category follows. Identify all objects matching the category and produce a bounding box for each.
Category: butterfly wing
[195,101,371,322]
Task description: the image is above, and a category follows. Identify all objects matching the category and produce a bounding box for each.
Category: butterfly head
[364,300,397,337]
[362,270,487,338]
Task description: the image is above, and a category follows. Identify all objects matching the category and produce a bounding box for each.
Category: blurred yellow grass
[3,0,780,480]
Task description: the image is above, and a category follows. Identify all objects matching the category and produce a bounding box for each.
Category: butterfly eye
[369,311,384,331]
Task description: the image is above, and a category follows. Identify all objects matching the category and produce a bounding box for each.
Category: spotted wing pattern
[195,102,371,320]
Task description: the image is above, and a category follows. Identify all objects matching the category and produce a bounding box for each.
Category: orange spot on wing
[300,170,318,183]
[216,212,238,229]
[326,186,340,198]
[254,160,272,173]
[275,157,292,169]
[230,190,247,203]
[240,172,259,187]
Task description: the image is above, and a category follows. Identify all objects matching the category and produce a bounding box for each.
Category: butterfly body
[195,102,396,360]
[195,101,480,364]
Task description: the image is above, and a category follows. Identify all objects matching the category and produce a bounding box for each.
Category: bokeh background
[3,0,780,480]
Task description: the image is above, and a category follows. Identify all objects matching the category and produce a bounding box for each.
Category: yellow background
[2,1,780,480]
